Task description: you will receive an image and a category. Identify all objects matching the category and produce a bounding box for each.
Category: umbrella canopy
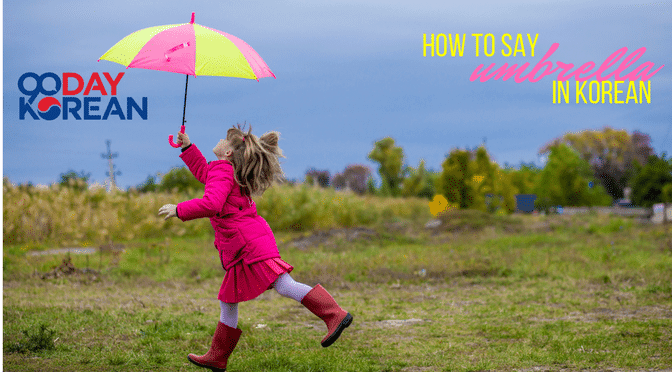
[98,13,275,147]
[99,12,275,80]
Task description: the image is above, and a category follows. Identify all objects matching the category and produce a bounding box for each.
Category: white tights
[219,273,313,328]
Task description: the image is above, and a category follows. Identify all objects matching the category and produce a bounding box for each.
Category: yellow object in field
[429,195,453,216]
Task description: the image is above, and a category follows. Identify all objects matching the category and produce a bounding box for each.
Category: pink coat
[176,144,280,270]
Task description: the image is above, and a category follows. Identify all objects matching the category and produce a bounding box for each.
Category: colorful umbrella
[98,12,275,147]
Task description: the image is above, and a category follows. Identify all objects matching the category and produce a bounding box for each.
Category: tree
[368,138,404,196]
[305,168,330,188]
[437,146,517,213]
[59,170,91,191]
[539,127,654,200]
[437,148,478,209]
[662,183,672,204]
[504,162,540,195]
[332,165,371,195]
[630,154,672,207]
[492,168,518,214]
[159,167,204,193]
[137,174,159,193]
[401,160,436,199]
[366,178,376,195]
[473,146,497,209]
[535,144,612,207]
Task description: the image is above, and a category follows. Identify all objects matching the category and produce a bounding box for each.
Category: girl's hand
[158,204,178,220]
[177,132,191,148]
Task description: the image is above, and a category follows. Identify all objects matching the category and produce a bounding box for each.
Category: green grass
[3,214,672,371]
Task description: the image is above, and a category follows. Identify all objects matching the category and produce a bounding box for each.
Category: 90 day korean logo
[18,72,148,121]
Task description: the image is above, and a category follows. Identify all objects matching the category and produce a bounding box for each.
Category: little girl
[158,125,352,371]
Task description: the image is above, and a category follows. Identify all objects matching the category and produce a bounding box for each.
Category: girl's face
[213,138,234,160]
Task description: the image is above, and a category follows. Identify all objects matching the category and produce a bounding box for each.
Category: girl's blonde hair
[226,124,284,196]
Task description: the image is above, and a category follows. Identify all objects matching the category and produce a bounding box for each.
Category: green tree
[366,178,377,195]
[535,144,612,207]
[58,170,90,191]
[136,174,159,193]
[437,146,517,213]
[472,147,498,211]
[401,160,435,199]
[661,183,672,204]
[630,154,672,207]
[491,168,518,214]
[438,148,478,209]
[539,127,654,200]
[368,137,404,196]
[159,167,204,193]
[505,162,540,195]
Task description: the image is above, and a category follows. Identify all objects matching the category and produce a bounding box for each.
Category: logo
[18,72,148,121]
[38,97,62,120]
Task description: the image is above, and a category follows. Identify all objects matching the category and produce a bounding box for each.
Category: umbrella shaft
[182,75,189,126]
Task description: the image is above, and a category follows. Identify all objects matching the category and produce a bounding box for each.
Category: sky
[3,0,671,189]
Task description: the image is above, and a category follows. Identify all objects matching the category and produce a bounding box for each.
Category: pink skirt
[218,258,293,303]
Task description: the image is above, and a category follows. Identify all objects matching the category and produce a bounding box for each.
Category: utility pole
[101,140,121,192]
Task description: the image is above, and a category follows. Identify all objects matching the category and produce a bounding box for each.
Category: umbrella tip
[190,12,195,24]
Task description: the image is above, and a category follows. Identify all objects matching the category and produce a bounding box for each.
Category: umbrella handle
[168,125,186,148]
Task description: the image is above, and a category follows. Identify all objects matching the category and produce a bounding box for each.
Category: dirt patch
[369,267,416,282]
[370,318,431,328]
[28,247,97,256]
[39,255,100,281]
[369,266,508,284]
[427,209,525,235]
[288,227,378,250]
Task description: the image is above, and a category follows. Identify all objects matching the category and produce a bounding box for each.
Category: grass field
[3,212,672,371]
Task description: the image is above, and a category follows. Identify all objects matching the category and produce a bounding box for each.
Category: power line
[101,140,121,191]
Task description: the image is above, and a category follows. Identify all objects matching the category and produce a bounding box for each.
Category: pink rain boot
[301,284,353,347]
[187,322,242,371]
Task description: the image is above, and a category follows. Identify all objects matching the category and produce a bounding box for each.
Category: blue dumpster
[515,194,537,213]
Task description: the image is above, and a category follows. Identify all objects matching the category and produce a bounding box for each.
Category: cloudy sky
[3,0,671,188]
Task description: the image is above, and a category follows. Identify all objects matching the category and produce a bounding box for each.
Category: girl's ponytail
[227,124,284,196]
[259,131,282,157]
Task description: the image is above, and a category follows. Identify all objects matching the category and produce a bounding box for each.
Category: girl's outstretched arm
[176,162,235,221]
[180,140,209,184]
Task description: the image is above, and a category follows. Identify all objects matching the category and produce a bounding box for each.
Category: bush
[6,324,57,353]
